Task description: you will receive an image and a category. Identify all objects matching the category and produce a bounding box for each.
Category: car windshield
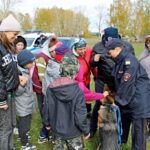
[58,39,71,48]
[24,38,35,47]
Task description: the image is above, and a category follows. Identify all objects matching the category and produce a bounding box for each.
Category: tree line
[0,0,149,38]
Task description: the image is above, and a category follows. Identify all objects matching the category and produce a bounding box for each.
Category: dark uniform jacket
[44,77,90,139]
[112,48,150,119]
[90,40,135,91]
[0,43,19,105]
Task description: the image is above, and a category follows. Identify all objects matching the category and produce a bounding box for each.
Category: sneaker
[21,143,36,150]
[26,132,31,139]
[17,133,31,142]
[38,136,48,144]
[13,127,19,135]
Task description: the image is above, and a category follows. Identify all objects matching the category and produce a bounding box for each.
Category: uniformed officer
[104,38,150,150]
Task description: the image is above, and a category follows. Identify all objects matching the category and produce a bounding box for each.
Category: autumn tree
[34,7,90,37]
[133,0,150,36]
[17,13,33,31]
[108,0,132,36]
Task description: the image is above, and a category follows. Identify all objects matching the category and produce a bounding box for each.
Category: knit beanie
[55,42,70,61]
[17,50,35,68]
[60,53,80,78]
[48,36,58,52]
[73,38,87,50]
[14,36,27,49]
[0,14,21,32]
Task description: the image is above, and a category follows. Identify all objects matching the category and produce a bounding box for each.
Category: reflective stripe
[36,63,46,68]
[38,73,44,76]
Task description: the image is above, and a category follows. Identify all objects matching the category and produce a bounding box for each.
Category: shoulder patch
[125,60,131,65]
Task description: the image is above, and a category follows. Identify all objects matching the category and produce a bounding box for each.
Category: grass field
[14,37,150,150]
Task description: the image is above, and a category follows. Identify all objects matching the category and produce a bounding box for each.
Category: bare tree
[94,5,107,33]
[0,0,22,19]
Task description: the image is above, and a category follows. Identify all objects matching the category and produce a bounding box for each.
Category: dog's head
[101,84,115,105]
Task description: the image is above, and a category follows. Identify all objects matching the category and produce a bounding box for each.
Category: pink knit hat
[0,14,21,32]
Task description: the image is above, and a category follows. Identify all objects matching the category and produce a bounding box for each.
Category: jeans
[0,94,16,150]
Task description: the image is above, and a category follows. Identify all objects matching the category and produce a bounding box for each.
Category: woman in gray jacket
[139,35,150,140]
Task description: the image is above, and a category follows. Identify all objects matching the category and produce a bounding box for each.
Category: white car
[21,32,55,55]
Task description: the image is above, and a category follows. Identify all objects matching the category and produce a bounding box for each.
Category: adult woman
[0,14,26,150]
[139,35,150,140]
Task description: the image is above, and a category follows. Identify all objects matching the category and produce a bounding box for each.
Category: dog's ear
[103,84,115,104]
[103,84,110,91]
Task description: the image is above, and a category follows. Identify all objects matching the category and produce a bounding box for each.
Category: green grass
[14,37,150,150]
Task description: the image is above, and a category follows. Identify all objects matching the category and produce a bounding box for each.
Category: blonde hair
[0,32,14,53]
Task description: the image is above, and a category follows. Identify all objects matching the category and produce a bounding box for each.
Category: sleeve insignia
[123,73,131,81]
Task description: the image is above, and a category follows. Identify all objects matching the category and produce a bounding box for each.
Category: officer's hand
[103,91,109,97]
[19,75,27,87]
[94,54,101,62]
[0,104,8,110]
[84,133,90,140]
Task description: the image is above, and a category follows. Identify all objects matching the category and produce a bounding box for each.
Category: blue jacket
[112,48,150,119]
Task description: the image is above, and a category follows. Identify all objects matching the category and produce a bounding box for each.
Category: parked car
[21,32,55,56]
[41,36,81,51]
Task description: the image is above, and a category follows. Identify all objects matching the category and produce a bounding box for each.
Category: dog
[97,84,121,150]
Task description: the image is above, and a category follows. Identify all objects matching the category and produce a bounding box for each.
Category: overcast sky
[13,0,113,32]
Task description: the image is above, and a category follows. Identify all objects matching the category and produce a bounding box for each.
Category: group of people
[0,14,150,150]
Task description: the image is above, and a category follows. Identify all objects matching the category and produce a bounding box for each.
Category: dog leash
[107,104,123,146]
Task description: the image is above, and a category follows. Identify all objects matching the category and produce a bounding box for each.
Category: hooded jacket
[0,43,19,105]
[15,66,35,116]
[32,47,51,93]
[44,77,90,139]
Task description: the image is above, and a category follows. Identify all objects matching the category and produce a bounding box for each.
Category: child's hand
[103,91,109,97]
[0,104,8,110]
[84,133,90,140]
[19,75,27,86]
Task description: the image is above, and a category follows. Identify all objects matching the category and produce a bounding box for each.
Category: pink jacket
[75,65,104,101]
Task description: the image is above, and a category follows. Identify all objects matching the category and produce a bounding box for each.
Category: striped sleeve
[36,57,47,81]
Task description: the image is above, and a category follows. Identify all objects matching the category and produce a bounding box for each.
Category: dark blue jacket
[112,48,150,119]
[44,77,90,139]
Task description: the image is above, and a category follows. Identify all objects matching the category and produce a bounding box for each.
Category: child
[44,53,90,150]
[14,35,27,135]
[104,38,150,150]
[14,35,27,54]
[32,36,59,143]
[15,50,36,150]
